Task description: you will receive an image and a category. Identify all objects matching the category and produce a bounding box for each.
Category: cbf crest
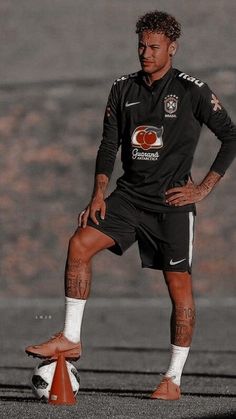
[164,94,178,118]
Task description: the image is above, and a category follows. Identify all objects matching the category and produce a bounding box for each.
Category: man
[26,11,236,400]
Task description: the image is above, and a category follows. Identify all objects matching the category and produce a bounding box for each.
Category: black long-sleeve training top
[95,67,236,212]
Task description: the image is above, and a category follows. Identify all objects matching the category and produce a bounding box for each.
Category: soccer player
[26,11,236,400]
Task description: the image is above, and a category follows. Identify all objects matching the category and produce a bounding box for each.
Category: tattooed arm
[79,80,121,227]
[165,170,222,206]
[79,174,109,228]
[166,80,236,207]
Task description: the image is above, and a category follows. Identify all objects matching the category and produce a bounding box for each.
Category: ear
[169,41,178,57]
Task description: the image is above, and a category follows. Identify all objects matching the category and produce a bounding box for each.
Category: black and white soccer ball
[31,359,80,401]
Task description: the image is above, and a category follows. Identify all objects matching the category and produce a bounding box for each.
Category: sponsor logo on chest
[131,125,163,161]
[164,94,178,118]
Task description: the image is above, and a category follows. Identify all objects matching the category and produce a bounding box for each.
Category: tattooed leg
[65,257,91,299]
[164,271,196,347]
[160,271,195,386]
[64,225,115,300]
[171,303,196,346]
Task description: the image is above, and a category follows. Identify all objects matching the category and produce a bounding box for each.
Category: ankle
[63,297,86,343]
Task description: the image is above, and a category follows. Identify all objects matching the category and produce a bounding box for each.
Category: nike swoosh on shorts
[169,258,186,265]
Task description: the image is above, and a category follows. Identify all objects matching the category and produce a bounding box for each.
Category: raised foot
[25,331,82,361]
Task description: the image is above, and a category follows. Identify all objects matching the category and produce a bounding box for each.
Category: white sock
[63,296,86,343]
[165,344,190,386]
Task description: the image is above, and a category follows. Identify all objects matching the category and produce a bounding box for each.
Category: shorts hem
[142,263,192,274]
[162,267,192,274]
[86,222,124,256]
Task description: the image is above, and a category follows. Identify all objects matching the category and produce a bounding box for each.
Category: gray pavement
[0,297,236,418]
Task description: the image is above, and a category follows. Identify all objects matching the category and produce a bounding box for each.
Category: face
[138,31,176,80]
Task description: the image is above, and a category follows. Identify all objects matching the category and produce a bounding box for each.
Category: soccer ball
[31,359,80,401]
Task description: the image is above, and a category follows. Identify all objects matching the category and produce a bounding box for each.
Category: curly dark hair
[136,10,181,41]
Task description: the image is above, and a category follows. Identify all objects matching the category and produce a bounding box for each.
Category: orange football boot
[150,376,181,400]
[25,332,82,361]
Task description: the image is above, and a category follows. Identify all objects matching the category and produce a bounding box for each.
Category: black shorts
[87,190,195,273]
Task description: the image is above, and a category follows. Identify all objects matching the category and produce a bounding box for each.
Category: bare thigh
[69,226,116,260]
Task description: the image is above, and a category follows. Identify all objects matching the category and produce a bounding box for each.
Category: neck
[145,64,172,85]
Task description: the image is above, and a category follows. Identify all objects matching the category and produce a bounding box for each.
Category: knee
[68,231,90,263]
[164,271,193,300]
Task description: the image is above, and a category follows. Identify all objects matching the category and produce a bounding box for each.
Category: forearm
[79,173,109,227]
[166,170,222,206]
[198,170,222,196]
[92,174,109,198]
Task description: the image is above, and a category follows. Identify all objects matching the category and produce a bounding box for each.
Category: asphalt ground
[0,297,236,418]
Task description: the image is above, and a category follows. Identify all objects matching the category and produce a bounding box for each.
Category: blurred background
[0,0,235,299]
